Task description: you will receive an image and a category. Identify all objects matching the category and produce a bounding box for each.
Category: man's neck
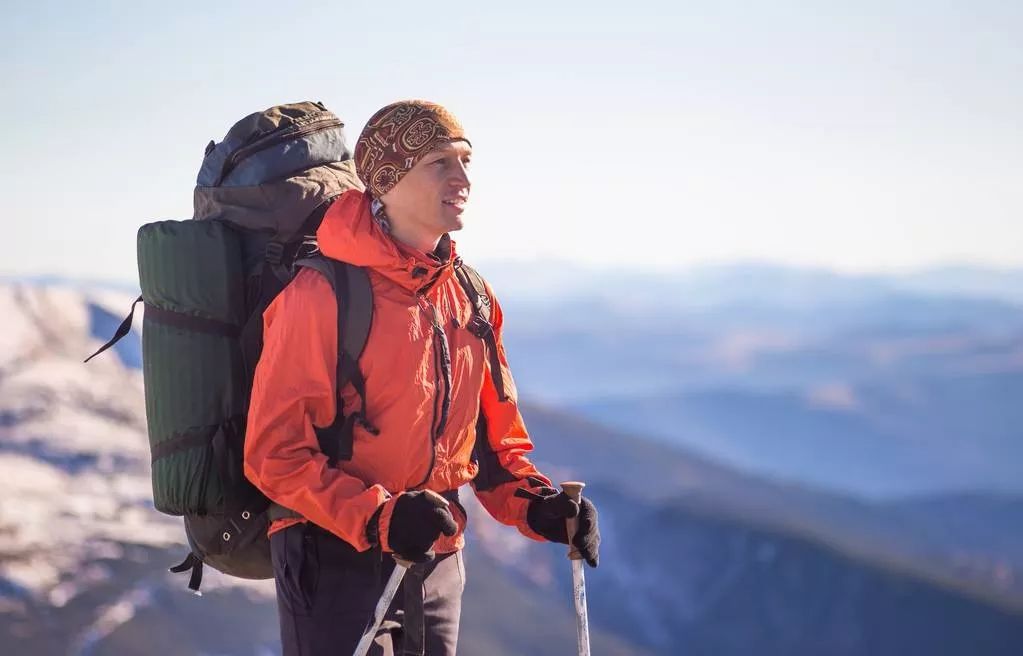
[388,224,443,256]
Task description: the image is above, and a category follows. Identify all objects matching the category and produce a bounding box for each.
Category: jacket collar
[316,190,458,293]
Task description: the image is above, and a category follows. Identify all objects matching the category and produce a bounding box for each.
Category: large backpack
[86,101,500,593]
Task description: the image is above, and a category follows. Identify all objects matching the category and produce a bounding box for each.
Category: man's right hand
[371,491,458,563]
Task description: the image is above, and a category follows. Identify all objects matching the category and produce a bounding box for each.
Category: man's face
[379,140,472,239]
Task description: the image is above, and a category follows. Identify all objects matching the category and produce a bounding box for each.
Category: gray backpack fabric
[194,101,360,243]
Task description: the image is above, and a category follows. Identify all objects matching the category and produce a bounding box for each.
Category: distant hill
[477,260,1023,309]
[490,262,1023,404]
[469,261,1023,508]
[892,266,1023,305]
[571,372,1023,498]
[520,404,1023,603]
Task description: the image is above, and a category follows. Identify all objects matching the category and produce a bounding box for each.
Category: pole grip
[561,481,586,561]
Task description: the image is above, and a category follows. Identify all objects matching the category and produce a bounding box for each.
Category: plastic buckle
[467,314,492,339]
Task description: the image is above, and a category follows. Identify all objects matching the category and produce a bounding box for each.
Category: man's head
[355,100,472,249]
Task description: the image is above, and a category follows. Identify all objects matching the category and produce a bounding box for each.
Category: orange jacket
[243,189,551,554]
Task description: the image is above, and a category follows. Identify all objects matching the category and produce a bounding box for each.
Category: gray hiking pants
[271,522,465,656]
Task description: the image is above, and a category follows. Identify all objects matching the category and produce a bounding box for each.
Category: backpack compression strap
[85,295,243,363]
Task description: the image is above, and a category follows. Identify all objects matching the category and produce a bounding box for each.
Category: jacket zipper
[411,292,453,489]
[219,116,344,183]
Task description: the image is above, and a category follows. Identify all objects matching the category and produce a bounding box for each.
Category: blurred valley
[486,262,1023,499]
[1,263,1021,654]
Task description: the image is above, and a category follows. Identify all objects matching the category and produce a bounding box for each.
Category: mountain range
[469,263,1023,503]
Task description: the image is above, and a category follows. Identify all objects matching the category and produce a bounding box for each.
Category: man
[244,100,600,656]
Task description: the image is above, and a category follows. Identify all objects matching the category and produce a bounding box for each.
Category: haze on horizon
[1,0,1020,282]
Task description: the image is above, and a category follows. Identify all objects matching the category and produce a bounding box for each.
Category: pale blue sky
[2,0,1020,282]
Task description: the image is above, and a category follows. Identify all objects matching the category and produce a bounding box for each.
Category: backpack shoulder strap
[454,261,508,402]
[293,254,335,286]
[335,260,373,380]
[296,256,373,386]
[294,256,375,465]
[454,261,519,492]
[454,262,492,324]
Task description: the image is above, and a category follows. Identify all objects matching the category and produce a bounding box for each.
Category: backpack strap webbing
[452,261,523,492]
[85,295,242,363]
[83,295,143,363]
[268,257,374,523]
[294,257,375,466]
[454,262,509,402]
[238,203,331,387]
[169,552,203,594]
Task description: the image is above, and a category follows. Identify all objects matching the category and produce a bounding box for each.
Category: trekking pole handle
[561,481,586,561]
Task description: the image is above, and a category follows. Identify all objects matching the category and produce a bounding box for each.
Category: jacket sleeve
[470,285,555,542]
[243,268,390,551]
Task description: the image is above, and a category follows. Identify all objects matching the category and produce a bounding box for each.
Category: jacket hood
[316,189,457,293]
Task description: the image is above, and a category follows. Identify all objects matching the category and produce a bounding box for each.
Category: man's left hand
[524,490,600,568]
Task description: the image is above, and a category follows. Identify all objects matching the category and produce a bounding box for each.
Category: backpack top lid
[193,101,363,243]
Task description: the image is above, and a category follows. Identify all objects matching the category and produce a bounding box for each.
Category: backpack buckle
[467,314,493,339]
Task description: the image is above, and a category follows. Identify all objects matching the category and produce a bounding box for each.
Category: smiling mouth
[443,198,467,211]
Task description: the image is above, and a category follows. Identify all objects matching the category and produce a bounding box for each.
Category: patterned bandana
[354,100,470,199]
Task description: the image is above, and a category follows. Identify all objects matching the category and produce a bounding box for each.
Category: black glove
[524,489,600,568]
[370,491,458,563]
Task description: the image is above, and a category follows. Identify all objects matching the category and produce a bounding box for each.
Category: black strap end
[84,295,142,363]
[514,487,546,502]
[169,552,204,595]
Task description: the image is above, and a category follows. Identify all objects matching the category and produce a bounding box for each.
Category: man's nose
[450,162,470,189]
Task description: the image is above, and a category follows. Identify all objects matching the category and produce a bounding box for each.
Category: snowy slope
[1,284,167,587]
[0,282,276,652]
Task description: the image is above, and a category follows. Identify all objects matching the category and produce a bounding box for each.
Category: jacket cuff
[373,493,402,553]
[512,476,557,542]
[365,504,385,549]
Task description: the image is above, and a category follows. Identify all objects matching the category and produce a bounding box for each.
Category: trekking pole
[352,490,450,656]
[562,481,591,656]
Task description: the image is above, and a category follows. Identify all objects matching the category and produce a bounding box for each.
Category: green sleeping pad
[137,219,247,515]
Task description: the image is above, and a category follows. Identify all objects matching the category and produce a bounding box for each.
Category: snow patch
[69,582,156,656]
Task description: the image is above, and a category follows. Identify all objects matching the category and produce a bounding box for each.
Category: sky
[1,0,1021,283]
